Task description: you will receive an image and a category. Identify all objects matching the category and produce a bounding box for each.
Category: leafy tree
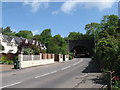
[68,32,83,40]
[32,34,41,41]
[16,30,33,38]
[85,23,101,35]
[2,27,12,35]
[0,28,3,33]
[96,37,119,71]
[40,29,52,45]
[101,15,119,36]
[47,34,68,54]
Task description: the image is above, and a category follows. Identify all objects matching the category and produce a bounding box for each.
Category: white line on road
[0,82,22,88]
[35,71,57,78]
[72,59,83,66]
[72,63,78,66]
[49,71,57,74]
[61,66,71,70]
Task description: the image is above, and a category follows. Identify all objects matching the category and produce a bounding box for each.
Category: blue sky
[2,1,118,37]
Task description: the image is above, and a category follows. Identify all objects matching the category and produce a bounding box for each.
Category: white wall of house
[0,33,18,54]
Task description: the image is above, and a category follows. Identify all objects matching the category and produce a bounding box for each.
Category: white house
[0,33,18,54]
[0,33,47,54]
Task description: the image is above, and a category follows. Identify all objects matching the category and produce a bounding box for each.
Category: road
[1,58,103,89]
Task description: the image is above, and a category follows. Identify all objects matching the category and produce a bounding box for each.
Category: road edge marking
[1,82,22,88]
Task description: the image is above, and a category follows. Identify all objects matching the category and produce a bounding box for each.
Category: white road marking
[1,59,85,88]
[61,66,71,70]
[49,71,57,74]
[35,59,82,78]
[73,63,78,66]
[72,59,83,66]
[35,71,57,78]
[0,82,21,88]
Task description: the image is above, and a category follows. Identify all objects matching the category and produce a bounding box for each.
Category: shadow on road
[82,59,107,86]
[82,59,101,73]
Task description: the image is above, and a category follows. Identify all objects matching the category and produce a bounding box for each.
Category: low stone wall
[19,53,54,68]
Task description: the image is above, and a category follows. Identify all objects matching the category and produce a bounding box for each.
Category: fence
[18,53,69,68]
[19,53,54,68]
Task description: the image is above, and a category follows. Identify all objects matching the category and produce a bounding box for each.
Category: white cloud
[61,0,118,14]
[32,29,40,35]
[52,10,59,15]
[84,0,117,11]
[23,0,49,13]
[22,0,118,14]
[61,0,81,14]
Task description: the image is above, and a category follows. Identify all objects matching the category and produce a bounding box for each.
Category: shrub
[22,48,34,55]
[69,52,74,60]
[0,56,14,65]
[15,56,18,60]
[0,56,7,64]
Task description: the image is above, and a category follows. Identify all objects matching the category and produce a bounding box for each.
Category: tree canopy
[16,30,33,38]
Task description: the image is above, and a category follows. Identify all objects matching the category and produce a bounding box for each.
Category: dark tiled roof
[10,36,22,44]
[2,35,9,42]
[2,34,46,48]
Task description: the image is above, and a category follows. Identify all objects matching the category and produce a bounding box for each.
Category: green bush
[15,56,18,60]
[22,48,34,55]
[0,56,7,64]
[0,56,14,65]
[69,52,74,60]
[112,80,120,89]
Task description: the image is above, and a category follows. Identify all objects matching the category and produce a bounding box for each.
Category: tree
[85,23,101,35]
[101,15,119,36]
[16,30,33,38]
[47,34,68,54]
[32,34,41,41]
[96,37,119,71]
[53,35,68,54]
[40,29,52,44]
[0,28,3,33]
[68,32,83,40]
[2,26,12,35]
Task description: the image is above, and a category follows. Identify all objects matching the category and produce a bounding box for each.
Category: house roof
[1,34,46,49]
[2,35,9,42]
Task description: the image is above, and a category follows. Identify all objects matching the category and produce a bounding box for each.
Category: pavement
[0,64,14,72]
[1,58,106,89]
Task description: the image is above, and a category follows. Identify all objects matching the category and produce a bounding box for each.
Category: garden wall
[19,53,54,68]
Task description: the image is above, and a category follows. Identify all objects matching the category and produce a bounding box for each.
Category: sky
[2,0,118,37]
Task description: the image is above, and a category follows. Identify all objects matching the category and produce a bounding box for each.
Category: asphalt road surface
[1,58,102,89]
